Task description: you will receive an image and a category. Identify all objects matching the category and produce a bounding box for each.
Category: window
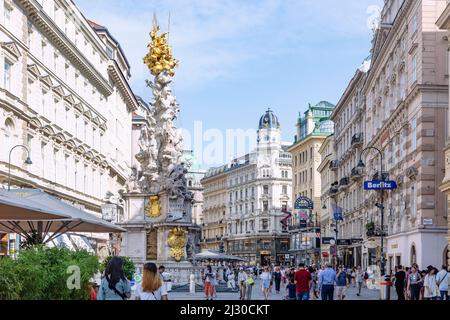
[262,219,269,230]
[3,60,12,91]
[411,117,417,151]
[4,4,12,27]
[263,185,269,195]
[282,185,287,195]
[412,55,417,83]
[263,201,269,212]
[411,184,416,218]
[411,14,418,34]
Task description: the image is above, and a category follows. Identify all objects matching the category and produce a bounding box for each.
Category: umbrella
[0,189,125,244]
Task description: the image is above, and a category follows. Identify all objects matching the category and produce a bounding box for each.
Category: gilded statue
[145,195,161,218]
[144,16,178,77]
[167,227,187,262]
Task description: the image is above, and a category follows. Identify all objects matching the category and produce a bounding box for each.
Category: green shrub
[100,256,136,280]
[0,245,99,300]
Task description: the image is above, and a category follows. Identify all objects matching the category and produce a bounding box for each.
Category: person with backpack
[436,265,449,300]
[135,263,168,300]
[97,257,131,300]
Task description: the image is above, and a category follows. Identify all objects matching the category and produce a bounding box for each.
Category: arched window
[410,245,417,266]
[4,118,15,152]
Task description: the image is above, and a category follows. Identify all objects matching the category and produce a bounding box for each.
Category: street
[168,280,398,301]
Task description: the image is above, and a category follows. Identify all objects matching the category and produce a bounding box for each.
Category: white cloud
[75,0,381,93]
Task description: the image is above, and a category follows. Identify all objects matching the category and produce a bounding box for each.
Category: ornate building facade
[0,0,138,257]
[288,101,335,265]
[436,0,450,267]
[202,110,292,266]
[330,66,368,268]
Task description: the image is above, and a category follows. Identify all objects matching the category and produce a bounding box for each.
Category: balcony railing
[351,133,364,147]
[329,160,339,171]
[339,177,350,189]
[351,167,363,180]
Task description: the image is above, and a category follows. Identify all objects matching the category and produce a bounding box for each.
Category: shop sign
[260,251,270,255]
[337,239,352,246]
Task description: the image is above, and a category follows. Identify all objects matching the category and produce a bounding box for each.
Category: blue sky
[75,0,382,166]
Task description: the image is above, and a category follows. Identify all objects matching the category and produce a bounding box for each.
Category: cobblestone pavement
[168,280,398,301]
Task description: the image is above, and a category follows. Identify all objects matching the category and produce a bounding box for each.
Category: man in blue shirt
[318,263,337,300]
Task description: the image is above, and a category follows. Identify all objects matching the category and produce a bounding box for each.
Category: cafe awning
[0,189,125,244]
[195,250,245,262]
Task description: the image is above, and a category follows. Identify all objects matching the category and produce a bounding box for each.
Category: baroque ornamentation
[143,15,178,77]
[167,227,187,262]
[145,195,161,218]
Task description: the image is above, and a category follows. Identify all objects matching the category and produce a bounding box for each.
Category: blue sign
[332,204,343,221]
[364,181,398,190]
[294,196,314,210]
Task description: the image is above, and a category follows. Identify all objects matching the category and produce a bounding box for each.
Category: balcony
[339,177,350,190]
[351,167,363,181]
[372,171,389,181]
[329,160,339,171]
[351,133,364,148]
[329,182,339,195]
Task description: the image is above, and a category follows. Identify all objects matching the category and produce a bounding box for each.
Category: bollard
[379,275,392,300]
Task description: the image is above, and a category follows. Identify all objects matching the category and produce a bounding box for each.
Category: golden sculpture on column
[167,227,187,262]
[143,14,178,77]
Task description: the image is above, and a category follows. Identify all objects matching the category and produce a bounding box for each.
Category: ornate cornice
[17,0,113,96]
[107,60,138,112]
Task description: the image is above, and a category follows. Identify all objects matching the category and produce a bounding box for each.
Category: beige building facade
[436,0,450,267]
[362,0,448,271]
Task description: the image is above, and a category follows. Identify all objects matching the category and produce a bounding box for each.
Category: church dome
[259,108,280,129]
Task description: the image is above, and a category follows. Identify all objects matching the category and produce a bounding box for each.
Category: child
[286,278,296,300]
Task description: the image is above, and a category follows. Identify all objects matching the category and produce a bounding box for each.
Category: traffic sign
[364,180,398,190]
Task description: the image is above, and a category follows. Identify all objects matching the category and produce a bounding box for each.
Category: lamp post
[357,146,385,276]
[8,145,32,191]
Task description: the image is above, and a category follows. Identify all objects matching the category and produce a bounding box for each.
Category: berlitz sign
[364,181,398,190]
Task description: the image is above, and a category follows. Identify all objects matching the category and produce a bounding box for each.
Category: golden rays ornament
[167,227,187,262]
[144,15,178,77]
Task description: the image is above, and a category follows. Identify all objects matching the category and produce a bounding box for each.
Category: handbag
[247,276,255,286]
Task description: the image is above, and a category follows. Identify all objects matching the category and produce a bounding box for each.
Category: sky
[75,0,383,167]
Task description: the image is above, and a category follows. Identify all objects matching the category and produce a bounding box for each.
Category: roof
[258,108,280,130]
[88,20,131,72]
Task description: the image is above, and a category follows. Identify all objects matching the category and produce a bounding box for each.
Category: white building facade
[0,0,138,257]
[203,109,293,266]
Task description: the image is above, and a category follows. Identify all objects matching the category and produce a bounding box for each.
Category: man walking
[336,266,347,300]
[294,263,312,300]
[355,266,364,297]
[318,263,337,300]
[436,265,449,301]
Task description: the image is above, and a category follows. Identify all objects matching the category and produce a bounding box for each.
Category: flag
[332,204,344,221]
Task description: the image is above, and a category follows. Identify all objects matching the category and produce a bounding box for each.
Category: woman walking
[97,257,131,300]
[407,265,422,301]
[423,267,439,300]
[203,265,216,300]
[260,266,272,301]
[135,263,168,300]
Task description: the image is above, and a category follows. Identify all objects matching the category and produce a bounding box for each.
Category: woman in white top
[423,267,439,300]
[135,263,168,300]
[260,266,271,301]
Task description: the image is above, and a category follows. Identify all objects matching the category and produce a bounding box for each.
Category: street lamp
[8,145,32,191]
[358,146,385,276]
